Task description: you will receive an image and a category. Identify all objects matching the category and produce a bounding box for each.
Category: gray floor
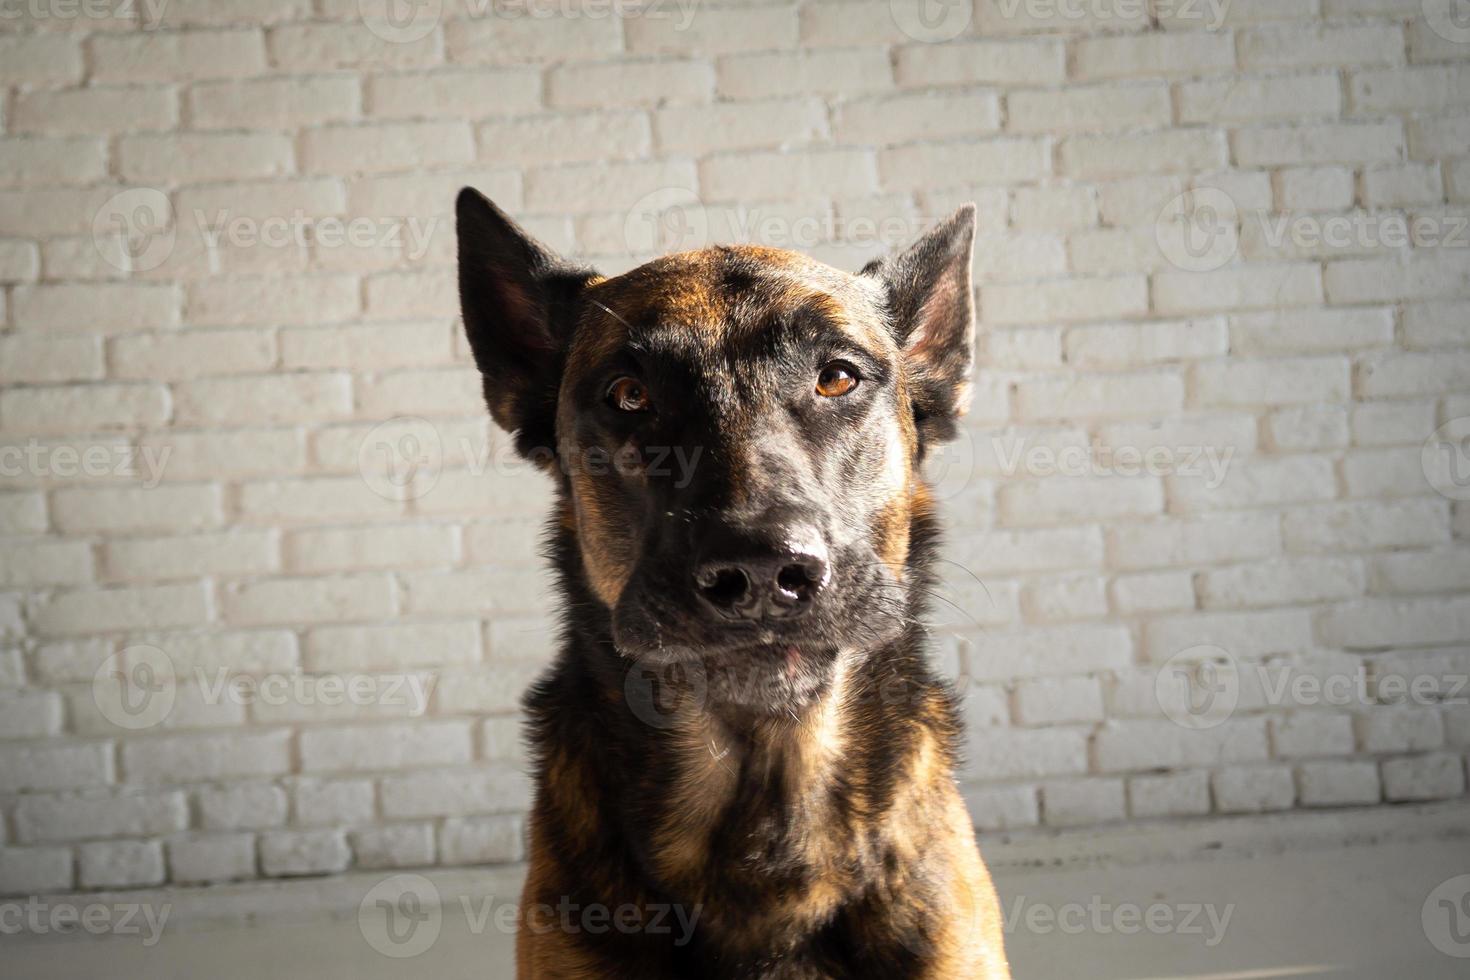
[4,836,1469,978]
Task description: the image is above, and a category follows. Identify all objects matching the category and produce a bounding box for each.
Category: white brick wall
[0,0,1467,897]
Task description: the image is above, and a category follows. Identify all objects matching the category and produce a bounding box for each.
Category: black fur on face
[456,189,976,715]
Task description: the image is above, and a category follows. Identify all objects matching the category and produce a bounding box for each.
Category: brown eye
[607,377,651,413]
[815,363,860,398]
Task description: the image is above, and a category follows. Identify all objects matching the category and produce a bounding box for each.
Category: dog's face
[457,190,976,713]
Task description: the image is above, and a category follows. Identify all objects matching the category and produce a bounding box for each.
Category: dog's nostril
[776,559,826,601]
[697,567,749,608]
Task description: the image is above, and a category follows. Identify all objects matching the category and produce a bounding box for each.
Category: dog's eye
[606,377,652,413]
[815,362,860,398]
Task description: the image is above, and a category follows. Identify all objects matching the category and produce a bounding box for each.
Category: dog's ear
[457,187,595,460]
[862,204,976,444]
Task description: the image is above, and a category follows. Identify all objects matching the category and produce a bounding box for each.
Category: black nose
[695,546,830,621]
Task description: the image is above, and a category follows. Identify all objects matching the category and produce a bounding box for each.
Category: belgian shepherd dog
[456,187,1009,979]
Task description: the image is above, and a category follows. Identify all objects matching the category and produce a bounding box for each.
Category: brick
[1145,608,1315,660]
[301,721,471,772]
[1373,549,1470,594]
[33,583,212,636]
[122,730,290,783]
[287,525,458,575]
[111,330,275,381]
[0,334,104,384]
[0,541,93,588]
[962,785,1040,831]
[13,283,180,332]
[1194,356,1350,408]
[1041,779,1126,828]
[136,429,306,483]
[93,29,267,82]
[1060,130,1227,179]
[1240,24,1405,70]
[0,847,73,893]
[199,783,288,831]
[550,58,713,107]
[269,22,442,70]
[0,137,108,189]
[524,158,696,214]
[1096,719,1270,771]
[987,276,1149,327]
[1297,760,1381,806]
[0,34,84,85]
[963,728,1089,781]
[169,834,256,884]
[1278,166,1357,212]
[1234,122,1406,167]
[1329,254,1470,306]
[1013,186,1097,231]
[105,531,279,583]
[0,493,47,536]
[965,625,1132,681]
[440,814,526,864]
[294,778,375,826]
[370,65,541,119]
[306,620,479,673]
[1111,571,1196,614]
[1352,401,1436,447]
[1214,765,1295,813]
[223,575,396,627]
[1352,66,1470,114]
[1016,370,1182,420]
[704,148,877,201]
[1382,753,1466,801]
[1286,500,1450,553]
[190,75,363,129]
[53,485,223,534]
[1268,405,1350,452]
[1180,74,1342,124]
[1155,264,1324,315]
[626,6,796,55]
[999,476,1163,527]
[1360,350,1470,397]
[119,132,293,183]
[1074,32,1235,80]
[352,824,435,869]
[1320,597,1470,650]
[1129,771,1211,819]
[1364,163,1445,208]
[303,122,473,176]
[16,790,186,843]
[1020,575,1109,624]
[1406,301,1470,349]
[173,373,352,426]
[381,764,531,818]
[1064,319,1228,367]
[1009,82,1170,135]
[896,39,1065,88]
[1014,676,1104,726]
[1,383,168,434]
[1271,714,1356,758]
[950,527,1104,576]
[260,830,350,876]
[79,840,165,889]
[1230,308,1395,355]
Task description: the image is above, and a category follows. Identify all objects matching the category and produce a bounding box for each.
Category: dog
[456,188,1010,979]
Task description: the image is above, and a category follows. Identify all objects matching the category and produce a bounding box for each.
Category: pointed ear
[862,205,977,444]
[457,187,596,460]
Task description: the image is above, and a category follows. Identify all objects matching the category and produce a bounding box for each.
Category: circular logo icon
[1424,0,1470,46]
[624,658,706,729]
[889,0,973,43]
[1423,874,1470,958]
[1155,645,1240,731]
[359,0,443,43]
[92,645,177,731]
[1423,417,1470,502]
[1155,187,1239,273]
[623,187,709,255]
[93,188,175,273]
[359,873,443,958]
[358,416,444,502]
[923,426,977,503]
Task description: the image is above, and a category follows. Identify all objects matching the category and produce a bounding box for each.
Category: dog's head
[457,189,975,712]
